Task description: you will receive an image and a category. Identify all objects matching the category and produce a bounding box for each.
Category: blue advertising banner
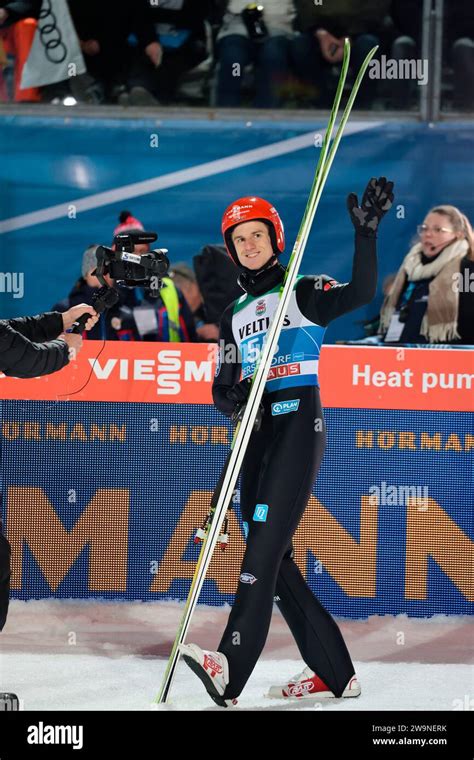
[1,399,472,618]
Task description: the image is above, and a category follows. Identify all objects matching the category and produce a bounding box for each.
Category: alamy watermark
[369,56,428,86]
[368,481,429,507]
[0,271,24,299]
[452,270,474,293]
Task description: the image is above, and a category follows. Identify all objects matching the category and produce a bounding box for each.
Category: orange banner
[0,343,472,411]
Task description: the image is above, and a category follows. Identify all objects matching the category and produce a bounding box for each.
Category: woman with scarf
[379,205,474,345]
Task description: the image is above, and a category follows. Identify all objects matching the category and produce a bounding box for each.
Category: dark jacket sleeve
[0,315,69,379]
[147,0,213,28]
[131,0,159,49]
[1,0,41,25]
[177,289,198,343]
[212,302,240,418]
[5,312,64,342]
[67,0,100,40]
[295,233,377,326]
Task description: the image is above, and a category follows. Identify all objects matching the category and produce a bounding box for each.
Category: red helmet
[221,196,285,265]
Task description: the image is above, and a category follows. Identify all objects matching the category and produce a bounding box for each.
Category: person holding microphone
[0,302,98,632]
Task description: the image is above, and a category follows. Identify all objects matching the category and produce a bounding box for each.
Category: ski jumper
[212,232,376,699]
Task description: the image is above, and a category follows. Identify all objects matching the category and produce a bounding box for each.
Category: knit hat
[169,262,196,283]
[113,210,145,237]
[82,244,100,278]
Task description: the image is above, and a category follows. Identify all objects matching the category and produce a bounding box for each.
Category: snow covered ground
[1,600,472,711]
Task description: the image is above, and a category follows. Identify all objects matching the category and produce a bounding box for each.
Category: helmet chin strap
[237,255,285,296]
[238,252,278,276]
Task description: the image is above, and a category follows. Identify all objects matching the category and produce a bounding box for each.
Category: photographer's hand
[62,304,99,332]
[58,333,83,361]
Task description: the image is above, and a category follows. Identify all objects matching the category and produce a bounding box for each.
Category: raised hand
[347,177,395,237]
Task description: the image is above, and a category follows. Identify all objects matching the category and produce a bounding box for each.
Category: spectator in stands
[169,263,219,342]
[67,0,159,105]
[54,221,198,343]
[390,0,474,111]
[215,0,302,108]
[128,0,212,104]
[0,0,41,102]
[294,0,391,108]
[379,205,474,344]
[169,245,244,341]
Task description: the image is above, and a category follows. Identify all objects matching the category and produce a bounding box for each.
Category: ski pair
[155,38,379,705]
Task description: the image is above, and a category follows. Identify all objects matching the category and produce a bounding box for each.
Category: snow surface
[1,600,472,711]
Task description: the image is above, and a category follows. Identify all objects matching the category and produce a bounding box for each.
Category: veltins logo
[271,399,300,416]
[255,299,266,316]
[240,572,257,584]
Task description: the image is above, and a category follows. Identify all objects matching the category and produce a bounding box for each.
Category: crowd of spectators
[51,210,242,345]
[0,0,472,111]
[46,203,474,347]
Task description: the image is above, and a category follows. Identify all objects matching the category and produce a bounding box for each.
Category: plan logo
[255,299,266,316]
[271,399,300,416]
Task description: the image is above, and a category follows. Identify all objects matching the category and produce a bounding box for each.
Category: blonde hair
[428,205,474,258]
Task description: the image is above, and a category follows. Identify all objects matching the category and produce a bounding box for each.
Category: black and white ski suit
[212,232,376,699]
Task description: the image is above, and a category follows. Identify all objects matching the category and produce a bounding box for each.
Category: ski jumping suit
[212,232,376,700]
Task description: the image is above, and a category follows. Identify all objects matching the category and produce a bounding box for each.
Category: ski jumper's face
[231,221,275,270]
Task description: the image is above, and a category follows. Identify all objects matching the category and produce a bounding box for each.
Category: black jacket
[193,244,243,325]
[0,531,10,631]
[0,312,69,378]
[0,0,41,26]
[391,0,474,48]
[453,255,474,345]
[146,0,213,29]
[68,0,156,50]
[294,0,391,36]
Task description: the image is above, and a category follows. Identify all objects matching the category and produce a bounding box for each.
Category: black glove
[231,400,264,431]
[227,378,264,431]
[226,377,252,405]
[347,176,394,237]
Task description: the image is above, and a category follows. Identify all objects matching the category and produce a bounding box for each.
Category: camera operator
[0,303,98,631]
[110,211,197,342]
[53,245,141,341]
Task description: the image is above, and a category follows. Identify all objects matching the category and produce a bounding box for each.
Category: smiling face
[419,212,460,257]
[231,221,275,270]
